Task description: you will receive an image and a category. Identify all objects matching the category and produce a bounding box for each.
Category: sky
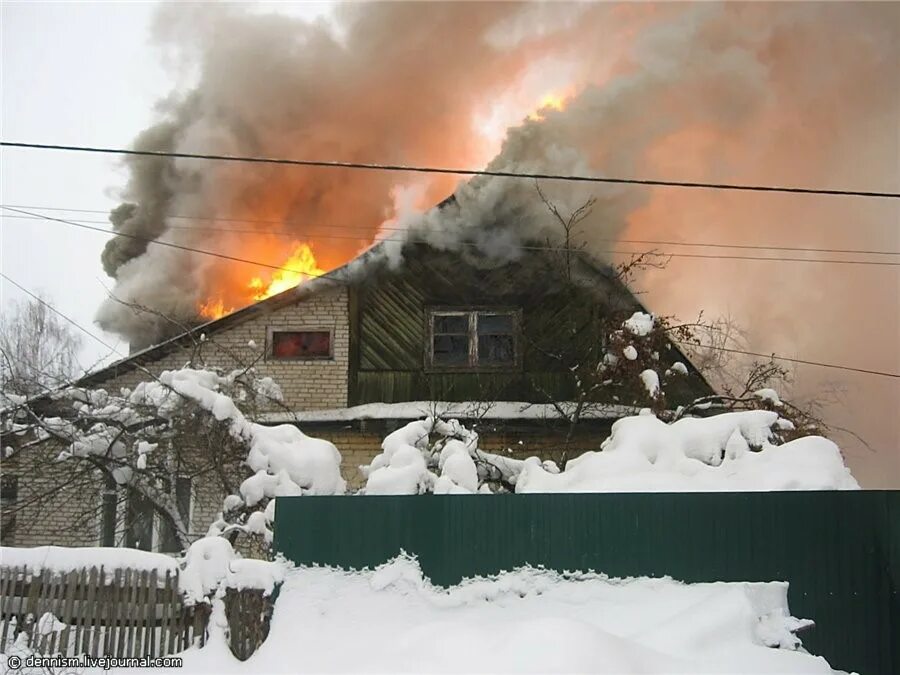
[1,2,897,488]
[0,2,334,360]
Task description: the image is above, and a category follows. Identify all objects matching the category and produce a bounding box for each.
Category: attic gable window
[428,309,520,370]
[268,328,333,360]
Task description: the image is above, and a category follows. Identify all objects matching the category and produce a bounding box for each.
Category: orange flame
[249,242,324,301]
[528,92,569,121]
[199,297,234,321]
[197,241,325,321]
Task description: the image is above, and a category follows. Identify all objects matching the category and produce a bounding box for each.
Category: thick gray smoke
[98,2,896,343]
[96,3,898,488]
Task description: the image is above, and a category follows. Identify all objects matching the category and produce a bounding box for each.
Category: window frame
[266,326,335,362]
[425,307,522,372]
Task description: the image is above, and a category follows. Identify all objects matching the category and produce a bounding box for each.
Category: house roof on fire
[73,233,709,394]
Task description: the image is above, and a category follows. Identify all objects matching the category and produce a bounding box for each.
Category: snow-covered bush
[362,409,858,495]
[361,418,558,495]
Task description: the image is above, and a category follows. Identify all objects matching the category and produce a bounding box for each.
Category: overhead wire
[3,141,898,199]
[2,206,899,257]
[4,207,899,268]
[0,272,122,355]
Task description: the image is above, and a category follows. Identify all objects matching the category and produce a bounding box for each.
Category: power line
[3,216,896,379]
[692,345,899,379]
[2,206,333,278]
[5,206,900,268]
[3,206,899,257]
[3,141,898,199]
[0,272,122,355]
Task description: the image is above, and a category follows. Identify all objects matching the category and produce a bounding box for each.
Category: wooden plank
[124,567,136,658]
[132,570,148,656]
[166,572,180,655]
[41,571,61,654]
[0,567,12,653]
[160,571,172,656]
[32,568,48,653]
[113,569,134,657]
[124,568,137,658]
[34,568,53,652]
[72,567,87,656]
[116,568,130,657]
[51,570,67,654]
[58,570,78,656]
[103,568,120,657]
[145,569,158,657]
[85,567,100,657]
[193,603,206,648]
[23,565,42,649]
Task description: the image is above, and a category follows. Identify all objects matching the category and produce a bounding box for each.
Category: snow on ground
[516,411,860,493]
[1,555,841,674]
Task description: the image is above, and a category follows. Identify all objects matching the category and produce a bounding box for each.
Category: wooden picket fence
[0,565,210,658]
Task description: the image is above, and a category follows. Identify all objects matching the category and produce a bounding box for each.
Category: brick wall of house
[2,433,246,552]
[3,420,614,549]
[1,442,102,548]
[94,287,350,412]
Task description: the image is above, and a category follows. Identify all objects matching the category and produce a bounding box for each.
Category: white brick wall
[97,287,350,412]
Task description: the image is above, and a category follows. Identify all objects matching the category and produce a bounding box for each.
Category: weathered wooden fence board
[0,564,208,658]
[0,562,275,661]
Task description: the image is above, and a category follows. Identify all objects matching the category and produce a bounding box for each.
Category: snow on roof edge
[258,401,641,424]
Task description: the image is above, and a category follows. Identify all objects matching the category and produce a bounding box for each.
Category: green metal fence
[274,491,899,675]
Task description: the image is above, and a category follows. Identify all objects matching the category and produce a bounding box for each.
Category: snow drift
[2,555,834,674]
[516,411,860,493]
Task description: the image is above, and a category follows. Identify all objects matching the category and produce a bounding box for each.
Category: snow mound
[180,538,284,604]
[363,420,437,495]
[516,411,859,493]
[0,555,842,674]
[232,555,838,674]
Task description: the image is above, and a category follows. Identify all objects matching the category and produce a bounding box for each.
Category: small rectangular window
[0,475,17,502]
[270,329,332,360]
[428,309,520,370]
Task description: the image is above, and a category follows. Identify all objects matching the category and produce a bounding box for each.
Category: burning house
[2,229,713,551]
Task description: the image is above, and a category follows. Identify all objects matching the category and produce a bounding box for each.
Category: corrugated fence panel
[274,491,899,675]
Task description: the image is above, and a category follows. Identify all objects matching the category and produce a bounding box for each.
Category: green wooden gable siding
[348,245,711,406]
